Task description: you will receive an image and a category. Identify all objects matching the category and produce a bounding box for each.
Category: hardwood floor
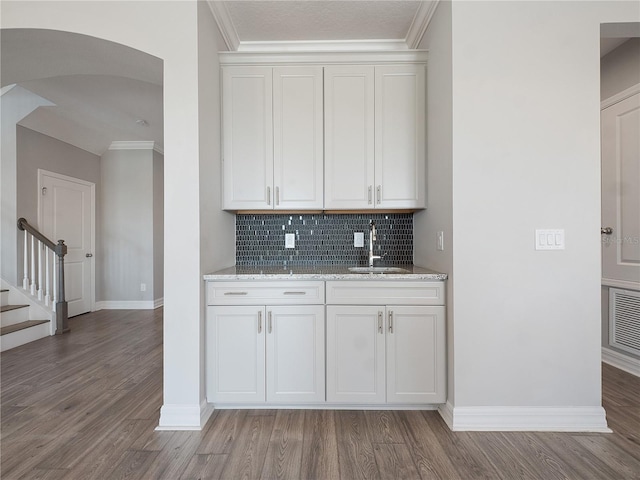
[2,309,640,479]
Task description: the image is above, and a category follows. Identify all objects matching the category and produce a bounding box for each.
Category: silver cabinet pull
[376,185,381,204]
[268,311,273,333]
[378,311,383,333]
[276,186,280,205]
[601,227,613,235]
[368,186,373,204]
[388,310,394,333]
[85,253,93,257]
[224,291,248,295]
[284,291,306,295]
[258,311,262,333]
[267,186,271,205]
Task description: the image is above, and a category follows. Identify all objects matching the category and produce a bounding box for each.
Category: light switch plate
[285,233,295,249]
[437,231,444,251]
[354,232,364,248]
[535,229,565,250]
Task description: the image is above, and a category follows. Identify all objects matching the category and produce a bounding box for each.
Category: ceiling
[1,3,635,157]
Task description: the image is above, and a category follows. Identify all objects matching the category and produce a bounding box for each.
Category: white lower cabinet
[326,304,445,404]
[206,279,446,407]
[206,304,325,404]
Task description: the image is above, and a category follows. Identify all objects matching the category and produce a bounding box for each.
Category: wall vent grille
[609,288,640,356]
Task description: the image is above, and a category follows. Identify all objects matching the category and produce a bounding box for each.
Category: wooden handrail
[17,217,69,334]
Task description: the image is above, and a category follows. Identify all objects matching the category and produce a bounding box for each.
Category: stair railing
[17,218,69,334]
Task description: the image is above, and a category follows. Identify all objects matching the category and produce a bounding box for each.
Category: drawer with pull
[207,281,325,305]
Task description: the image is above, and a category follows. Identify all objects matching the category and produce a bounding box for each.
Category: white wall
[100,146,162,306]
[0,86,53,284]
[447,1,640,427]
[197,1,236,401]
[1,0,234,429]
[415,0,454,402]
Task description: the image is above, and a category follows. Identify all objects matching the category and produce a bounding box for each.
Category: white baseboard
[602,347,640,377]
[156,399,214,431]
[95,299,163,310]
[442,403,610,432]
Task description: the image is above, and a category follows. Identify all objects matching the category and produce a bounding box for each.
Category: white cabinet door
[324,66,375,209]
[386,306,446,403]
[222,66,273,210]
[206,306,266,403]
[273,67,324,210]
[266,305,325,402]
[375,65,426,209]
[326,305,385,403]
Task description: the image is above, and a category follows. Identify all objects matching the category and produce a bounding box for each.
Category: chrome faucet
[369,220,381,267]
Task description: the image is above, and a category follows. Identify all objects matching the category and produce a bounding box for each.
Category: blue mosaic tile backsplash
[236,213,413,267]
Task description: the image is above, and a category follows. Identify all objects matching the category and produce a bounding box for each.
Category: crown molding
[108,141,163,155]
[207,0,240,51]
[219,50,428,66]
[236,39,409,53]
[405,0,440,49]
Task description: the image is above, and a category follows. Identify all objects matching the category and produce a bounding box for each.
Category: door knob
[86,253,93,257]
[601,227,613,235]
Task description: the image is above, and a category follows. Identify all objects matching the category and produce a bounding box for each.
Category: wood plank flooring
[2,308,640,479]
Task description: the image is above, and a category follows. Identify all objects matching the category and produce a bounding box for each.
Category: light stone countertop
[204,265,447,281]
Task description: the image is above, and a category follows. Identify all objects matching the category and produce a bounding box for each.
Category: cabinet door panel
[273,67,324,209]
[326,305,385,403]
[207,306,265,403]
[375,65,425,209]
[222,66,273,209]
[324,66,375,209]
[386,305,445,403]
[266,305,325,402]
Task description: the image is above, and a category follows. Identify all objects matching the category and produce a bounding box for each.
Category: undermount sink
[348,266,410,274]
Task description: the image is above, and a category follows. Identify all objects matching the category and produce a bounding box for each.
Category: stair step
[0,289,9,307]
[0,319,49,336]
[1,304,30,328]
[1,304,29,313]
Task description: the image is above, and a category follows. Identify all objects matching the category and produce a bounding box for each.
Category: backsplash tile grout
[236,213,413,267]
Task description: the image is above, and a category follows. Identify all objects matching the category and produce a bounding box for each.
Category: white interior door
[39,170,95,317]
[602,90,640,288]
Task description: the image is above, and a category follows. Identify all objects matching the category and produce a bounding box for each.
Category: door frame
[37,168,96,312]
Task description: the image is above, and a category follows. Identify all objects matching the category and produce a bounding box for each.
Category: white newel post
[52,255,58,312]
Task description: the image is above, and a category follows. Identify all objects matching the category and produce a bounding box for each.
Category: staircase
[1,281,53,352]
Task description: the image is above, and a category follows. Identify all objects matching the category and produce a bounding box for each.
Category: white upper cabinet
[222,66,323,210]
[273,67,324,209]
[222,66,273,210]
[324,66,376,209]
[324,64,426,210]
[375,65,426,209]
[222,60,426,211]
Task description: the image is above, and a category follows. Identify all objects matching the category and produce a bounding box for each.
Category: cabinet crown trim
[219,51,428,66]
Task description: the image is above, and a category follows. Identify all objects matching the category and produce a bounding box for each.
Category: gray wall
[100,147,163,303]
[601,38,640,101]
[153,149,164,301]
[16,126,100,285]
[600,39,640,360]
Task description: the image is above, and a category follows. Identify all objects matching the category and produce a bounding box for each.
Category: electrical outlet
[140,283,146,292]
[437,231,444,251]
[285,233,295,249]
[354,232,364,247]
